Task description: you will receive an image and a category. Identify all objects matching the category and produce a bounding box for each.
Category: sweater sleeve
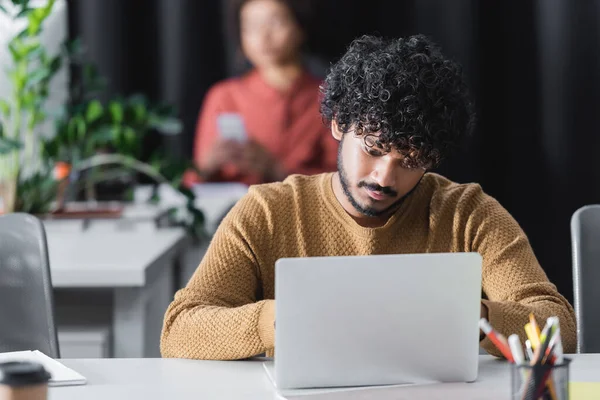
[463,190,577,357]
[160,189,275,360]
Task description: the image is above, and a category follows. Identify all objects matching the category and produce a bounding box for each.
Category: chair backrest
[571,205,600,353]
[0,213,59,357]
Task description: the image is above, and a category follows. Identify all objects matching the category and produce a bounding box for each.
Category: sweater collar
[320,173,425,239]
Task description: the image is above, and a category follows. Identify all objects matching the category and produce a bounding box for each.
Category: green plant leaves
[0,136,23,155]
[0,100,10,117]
[26,0,55,35]
[85,100,103,123]
[109,101,124,124]
[15,169,59,214]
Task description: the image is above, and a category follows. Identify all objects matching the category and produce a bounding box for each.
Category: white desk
[45,222,189,358]
[134,182,248,235]
[50,355,600,400]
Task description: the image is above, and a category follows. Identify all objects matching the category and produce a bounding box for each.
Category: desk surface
[45,224,187,288]
[51,355,600,400]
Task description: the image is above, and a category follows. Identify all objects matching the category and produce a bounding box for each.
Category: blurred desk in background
[45,221,189,358]
[133,182,249,235]
[44,183,247,359]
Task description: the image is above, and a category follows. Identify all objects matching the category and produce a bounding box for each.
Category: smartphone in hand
[217,113,248,143]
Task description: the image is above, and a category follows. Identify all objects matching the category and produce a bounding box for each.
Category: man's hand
[239,140,287,182]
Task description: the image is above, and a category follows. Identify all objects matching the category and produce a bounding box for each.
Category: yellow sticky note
[570,382,600,399]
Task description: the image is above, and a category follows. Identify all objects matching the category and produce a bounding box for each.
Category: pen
[509,334,529,397]
[531,320,558,400]
[529,313,542,339]
[546,317,564,363]
[531,320,554,365]
[479,318,514,362]
[524,323,540,350]
[547,318,565,400]
[525,340,534,360]
[508,334,525,365]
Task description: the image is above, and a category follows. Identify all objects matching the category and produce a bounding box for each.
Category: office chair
[571,205,600,353]
[0,213,60,357]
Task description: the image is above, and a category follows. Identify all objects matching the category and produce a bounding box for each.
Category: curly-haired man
[161,35,576,360]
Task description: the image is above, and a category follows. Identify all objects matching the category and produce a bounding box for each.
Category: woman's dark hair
[320,34,476,169]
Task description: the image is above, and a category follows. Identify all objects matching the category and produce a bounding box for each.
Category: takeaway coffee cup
[0,361,50,400]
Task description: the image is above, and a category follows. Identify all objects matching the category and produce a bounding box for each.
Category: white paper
[0,350,86,387]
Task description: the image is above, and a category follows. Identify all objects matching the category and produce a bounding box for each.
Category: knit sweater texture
[160,172,576,360]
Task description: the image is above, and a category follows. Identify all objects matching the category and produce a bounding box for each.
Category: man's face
[334,124,426,218]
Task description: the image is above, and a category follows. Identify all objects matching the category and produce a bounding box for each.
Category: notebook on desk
[0,350,86,386]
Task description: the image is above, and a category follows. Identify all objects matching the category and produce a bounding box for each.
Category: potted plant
[0,0,205,238]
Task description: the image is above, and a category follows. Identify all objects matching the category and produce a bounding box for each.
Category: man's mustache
[357,181,398,197]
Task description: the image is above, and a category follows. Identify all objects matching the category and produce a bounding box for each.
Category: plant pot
[54,162,72,210]
[0,177,17,214]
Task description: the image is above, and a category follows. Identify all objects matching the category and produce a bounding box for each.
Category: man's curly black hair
[320,34,476,169]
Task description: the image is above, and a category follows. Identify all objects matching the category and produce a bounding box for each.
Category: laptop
[271,252,482,390]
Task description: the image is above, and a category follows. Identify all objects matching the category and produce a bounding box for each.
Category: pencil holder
[511,358,571,400]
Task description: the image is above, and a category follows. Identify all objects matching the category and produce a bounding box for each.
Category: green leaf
[21,90,35,108]
[0,136,23,155]
[76,116,86,140]
[47,55,62,74]
[8,41,23,62]
[67,118,79,143]
[27,17,41,36]
[41,0,55,19]
[27,66,50,86]
[0,100,10,118]
[85,100,103,123]
[123,126,136,147]
[64,38,83,56]
[109,101,124,124]
[28,6,51,32]
[89,125,119,148]
[33,110,45,125]
[0,4,7,14]
[26,46,44,61]
[9,63,28,91]
[149,117,183,135]
[132,104,147,123]
[83,64,100,81]
[15,28,29,40]
[16,7,32,18]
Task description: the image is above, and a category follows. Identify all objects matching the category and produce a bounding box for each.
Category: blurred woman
[184,0,337,186]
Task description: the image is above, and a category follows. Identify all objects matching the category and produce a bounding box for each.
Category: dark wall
[67,0,600,303]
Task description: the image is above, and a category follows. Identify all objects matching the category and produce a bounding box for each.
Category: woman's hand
[239,140,287,182]
[199,139,244,178]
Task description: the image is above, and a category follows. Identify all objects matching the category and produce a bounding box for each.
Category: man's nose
[371,158,396,189]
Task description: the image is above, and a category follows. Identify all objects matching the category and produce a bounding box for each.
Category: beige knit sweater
[160,172,576,360]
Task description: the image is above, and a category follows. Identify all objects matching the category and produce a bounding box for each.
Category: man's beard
[337,142,407,218]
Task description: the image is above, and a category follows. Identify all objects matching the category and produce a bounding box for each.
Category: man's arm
[160,190,275,360]
[463,191,577,356]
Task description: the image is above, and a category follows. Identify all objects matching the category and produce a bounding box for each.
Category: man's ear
[331,120,343,141]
